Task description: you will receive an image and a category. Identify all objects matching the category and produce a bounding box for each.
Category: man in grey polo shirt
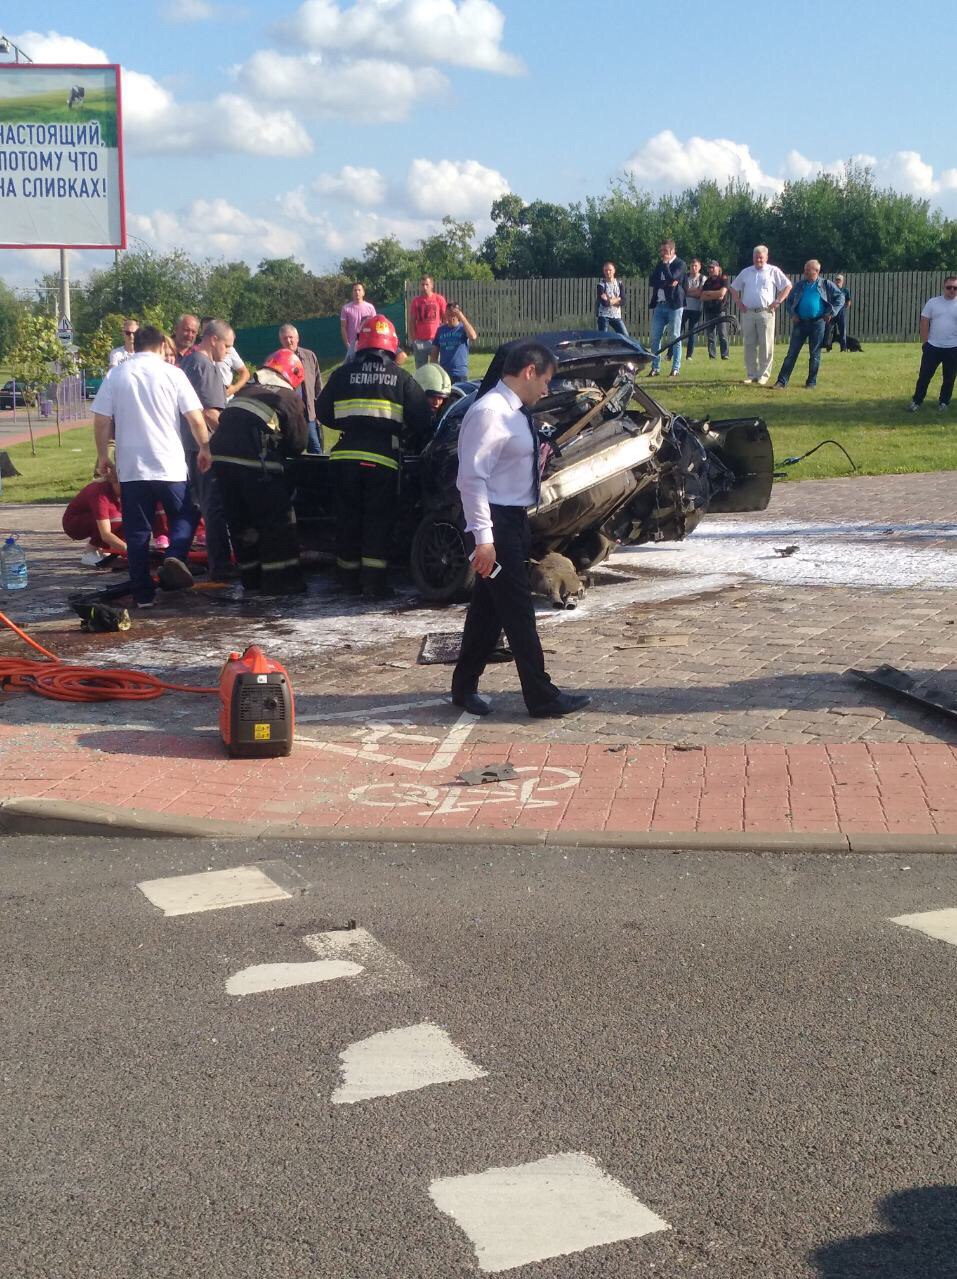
[730,245,792,385]
[178,320,232,580]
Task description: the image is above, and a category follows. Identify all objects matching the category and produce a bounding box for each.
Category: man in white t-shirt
[107,319,138,369]
[92,325,211,608]
[907,276,957,412]
[730,246,792,384]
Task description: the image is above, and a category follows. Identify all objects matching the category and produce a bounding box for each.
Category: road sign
[56,316,73,344]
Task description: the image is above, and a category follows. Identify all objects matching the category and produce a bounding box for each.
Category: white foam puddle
[618,517,957,589]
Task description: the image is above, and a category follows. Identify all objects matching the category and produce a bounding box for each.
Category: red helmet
[355,313,399,355]
[262,348,305,390]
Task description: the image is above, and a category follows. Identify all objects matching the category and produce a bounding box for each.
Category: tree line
[3,164,955,366]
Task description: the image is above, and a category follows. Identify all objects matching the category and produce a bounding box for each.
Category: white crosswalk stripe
[891,906,957,946]
[331,1022,487,1105]
[226,959,363,996]
[137,865,292,916]
[302,926,420,994]
[429,1152,670,1273]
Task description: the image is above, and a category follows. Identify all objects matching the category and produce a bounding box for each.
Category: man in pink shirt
[409,274,447,367]
[339,282,377,358]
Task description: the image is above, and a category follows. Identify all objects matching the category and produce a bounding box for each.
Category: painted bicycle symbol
[349,766,580,815]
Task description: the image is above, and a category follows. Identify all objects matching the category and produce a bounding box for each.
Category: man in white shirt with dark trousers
[451,340,591,719]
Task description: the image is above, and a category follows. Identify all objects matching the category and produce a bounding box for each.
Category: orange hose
[0,609,217,702]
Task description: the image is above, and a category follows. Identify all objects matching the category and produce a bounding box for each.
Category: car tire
[410,514,475,603]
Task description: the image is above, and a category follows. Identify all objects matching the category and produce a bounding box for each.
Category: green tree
[339,236,422,305]
[0,280,21,362]
[481,194,528,276]
[8,314,79,454]
[418,217,493,283]
[78,312,123,379]
[81,249,208,338]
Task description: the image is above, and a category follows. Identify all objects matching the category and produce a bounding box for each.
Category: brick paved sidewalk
[1,717,955,843]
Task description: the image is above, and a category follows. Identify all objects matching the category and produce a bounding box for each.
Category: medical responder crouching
[209,348,309,595]
[317,314,431,599]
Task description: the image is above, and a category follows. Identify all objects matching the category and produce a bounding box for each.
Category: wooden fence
[408,272,951,349]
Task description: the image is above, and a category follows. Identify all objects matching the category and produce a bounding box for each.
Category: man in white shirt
[92,325,212,608]
[451,340,591,719]
[107,319,138,369]
[730,246,792,384]
[907,276,957,412]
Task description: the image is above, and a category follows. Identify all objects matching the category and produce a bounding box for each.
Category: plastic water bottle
[1,535,28,590]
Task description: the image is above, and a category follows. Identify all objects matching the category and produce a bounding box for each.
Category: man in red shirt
[409,274,446,368]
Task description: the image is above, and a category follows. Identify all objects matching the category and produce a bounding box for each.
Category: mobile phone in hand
[469,550,502,578]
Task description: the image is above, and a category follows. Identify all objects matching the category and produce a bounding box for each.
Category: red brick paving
[2,720,956,838]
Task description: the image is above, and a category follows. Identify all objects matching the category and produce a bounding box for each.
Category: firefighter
[209,348,309,595]
[413,360,453,428]
[317,313,431,599]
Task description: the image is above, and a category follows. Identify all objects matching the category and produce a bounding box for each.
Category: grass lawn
[0,342,950,504]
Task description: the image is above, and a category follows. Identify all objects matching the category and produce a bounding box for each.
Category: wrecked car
[292,330,774,602]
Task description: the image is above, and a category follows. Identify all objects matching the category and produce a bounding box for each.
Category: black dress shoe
[451,693,491,716]
[528,692,591,718]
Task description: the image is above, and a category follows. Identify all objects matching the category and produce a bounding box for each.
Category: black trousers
[332,458,397,588]
[213,461,303,593]
[681,307,701,357]
[703,305,730,358]
[452,505,558,713]
[912,342,957,406]
[187,450,232,579]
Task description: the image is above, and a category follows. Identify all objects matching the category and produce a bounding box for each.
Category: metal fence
[410,272,952,349]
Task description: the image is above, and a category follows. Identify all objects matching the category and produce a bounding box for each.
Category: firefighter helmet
[262,348,305,390]
[413,362,452,397]
[355,313,399,355]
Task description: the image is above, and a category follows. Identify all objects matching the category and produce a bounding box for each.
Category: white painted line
[226,959,363,997]
[296,712,476,775]
[297,698,449,724]
[429,1152,670,1274]
[891,907,957,946]
[332,1022,487,1105]
[425,711,477,772]
[137,865,292,917]
[301,927,419,994]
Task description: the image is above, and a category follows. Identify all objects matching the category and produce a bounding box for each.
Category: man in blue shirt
[773,261,844,389]
[431,302,477,384]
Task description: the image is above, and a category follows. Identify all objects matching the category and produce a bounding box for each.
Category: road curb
[3,796,957,854]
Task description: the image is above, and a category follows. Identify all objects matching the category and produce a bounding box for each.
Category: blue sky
[3,0,956,290]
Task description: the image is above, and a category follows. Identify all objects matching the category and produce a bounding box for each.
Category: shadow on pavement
[811,1185,957,1278]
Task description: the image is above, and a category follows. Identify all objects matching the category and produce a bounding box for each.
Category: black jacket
[317,350,431,469]
[210,381,308,473]
[648,257,687,311]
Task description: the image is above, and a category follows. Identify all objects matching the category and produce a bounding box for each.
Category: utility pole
[60,249,71,323]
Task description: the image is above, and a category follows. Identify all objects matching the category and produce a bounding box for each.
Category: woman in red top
[62,468,169,558]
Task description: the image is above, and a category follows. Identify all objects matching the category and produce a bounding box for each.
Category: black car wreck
[291,330,774,602]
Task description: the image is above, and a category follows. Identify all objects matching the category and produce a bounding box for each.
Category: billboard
[0,63,125,249]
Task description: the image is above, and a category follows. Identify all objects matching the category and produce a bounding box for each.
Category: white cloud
[786,148,957,198]
[237,50,446,120]
[314,166,387,205]
[130,198,305,260]
[405,158,508,218]
[163,0,217,20]
[623,130,783,195]
[289,0,523,74]
[11,29,310,157]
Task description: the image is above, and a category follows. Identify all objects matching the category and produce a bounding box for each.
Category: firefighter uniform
[209,379,308,593]
[317,347,430,596]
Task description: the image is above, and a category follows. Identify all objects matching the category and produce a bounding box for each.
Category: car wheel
[410,515,475,603]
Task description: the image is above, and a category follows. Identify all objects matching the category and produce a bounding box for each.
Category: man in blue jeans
[92,326,212,608]
[773,260,844,390]
[647,238,686,377]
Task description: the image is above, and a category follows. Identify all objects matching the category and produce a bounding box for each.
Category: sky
[2,0,957,293]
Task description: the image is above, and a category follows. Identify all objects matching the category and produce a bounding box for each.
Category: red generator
[218,645,294,758]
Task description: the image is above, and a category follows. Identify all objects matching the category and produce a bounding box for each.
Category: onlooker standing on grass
[827,274,852,351]
[108,320,138,369]
[178,320,233,581]
[278,323,324,453]
[340,282,376,359]
[91,325,211,608]
[647,238,686,377]
[773,261,844,390]
[596,262,628,335]
[409,275,447,367]
[681,257,705,359]
[730,245,791,385]
[431,302,477,384]
[907,276,957,413]
[700,261,731,359]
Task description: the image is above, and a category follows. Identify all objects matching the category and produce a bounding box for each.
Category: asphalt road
[3,836,957,1278]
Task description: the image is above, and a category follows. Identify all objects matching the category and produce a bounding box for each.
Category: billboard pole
[60,250,71,323]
